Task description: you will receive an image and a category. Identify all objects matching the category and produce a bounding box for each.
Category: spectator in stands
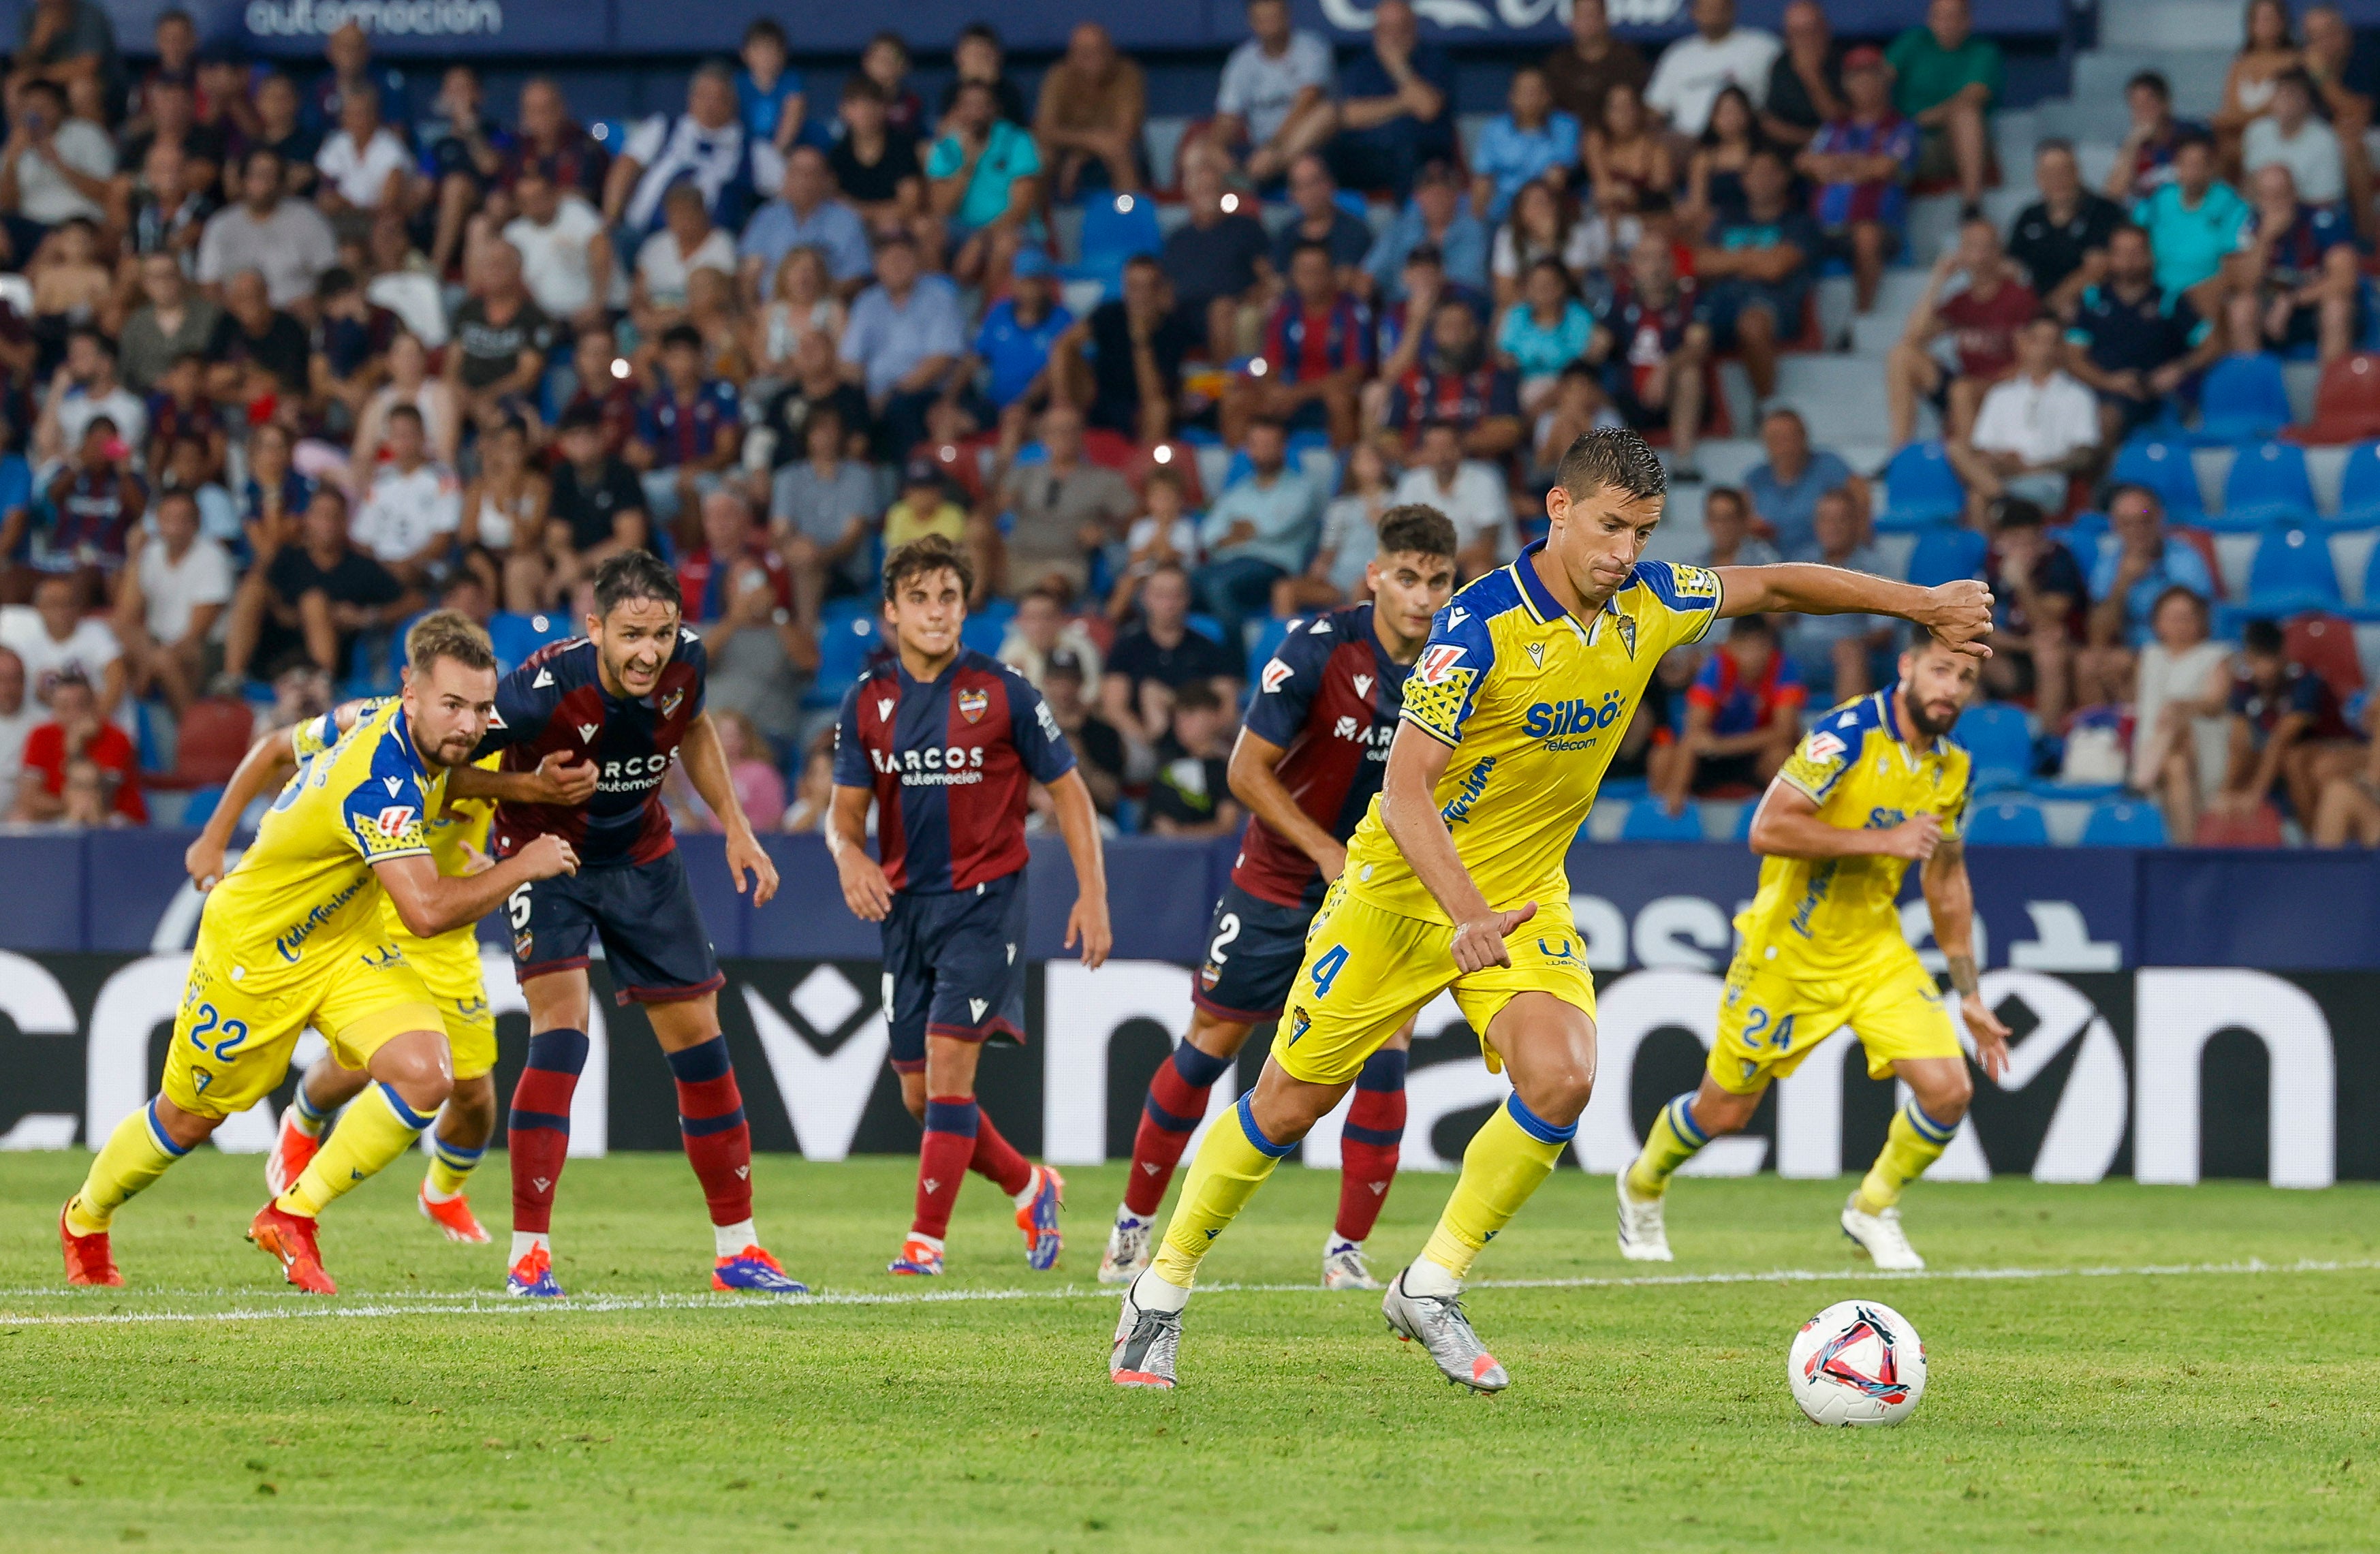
[308,268,396,430]
[609,61,772,238]
[546,403,650,602]
[1035,21,1146,200]
[1584,81,1676,217]
[882,459,969,555]
[2242,69,2345,211]
[950,247,1069,447]
[2214,0,2300,166]
[682,487,815,755]
[1979,497,2083,727]
[113,486,228,717]
[1591,240,1712,478]
[117,253,219,394]
[857,32,926,139]
[1364,159,1490,302]
[1277,153,1373,285]
[125,8,193,128]
[0,647,30,815]
[1645,0,1781,140]
[1037,647,1124,818]
[351,403,459,589]
[2227,164,2360,365]
[1196,418,1320,644]
[771,403,877,627]
[1145,681,1243,838]
[1227,238,1370,448]
[759,328,872,469]
[14,670,140,824]
[749,245,848,387]
[1544,0,1650,138]
[235,70,319,199]
[0,78,112,260]
[2008,139,2125,318]
[314,83,416,234]
[937,21,1031,129]
[1693,146,1817,404]
[629,324,741,544]
[1277,438,1396,614]
[1949,313,2098,520]
[2131,129,2246,313]
[1165,156,1274,367]
[222,487,413,685]
[198,150,338,314]
[1783,486,1894,697]
[1383,290,1524,457]
[10,0,117,105]
[1661,613,1805,812]
[840,233,966,457]
[928,78,1044,290]
[501,164,612,337]
[2065,221,2221,444]
[1208,0,1336,186]
[1681,84,1766,238]
[115,140,213,280]
[144,350,220,488]
[1102,561,1239,768]
[213,268,310,410]
[830,77,928,249]
[448,240,552,433]
[735,18,805,157]
[40,413,141,601]
[993,401,1135,600]
[457,414,548,613]
[1690,484,1781,568]
[1887,215,2037,448]
[1328,0,1455,200]
[1887,0,1999,216]
[631,183,736,342]
[2218,617,2364,825]
[351,330,460,474]
[1471,64,1578,223]
[2300,5,2376,234]
[1497,257,1595,413]
[1110,465,1204,621]
[1802,47,1915,313]
[1494,182,1601,311]
[240,420,311,565]
[19,569,122,713]
[738,146,871,306]
[2131,584,2230,845]
[999,582,1106,689]
[35,326,140,470]
[1761,0,1844,151]
[1392,418,1516,579]
[1742,405,1853,557]
[2108,71,2195,206]
[312,20,410,134]
[1059,253,1193,446]
[118,74,221,200]
[2074,482,2216,706]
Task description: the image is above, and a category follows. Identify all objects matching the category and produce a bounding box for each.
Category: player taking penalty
[1617,638,2013,1271]
[61,613,581,1292]
[1100,506,1459,1292]
[830,534,1112,1275]
[1110,429,1994,1391]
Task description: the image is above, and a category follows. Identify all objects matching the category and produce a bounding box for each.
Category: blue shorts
[1700,279,1811,347]
[881,870,1030,1072]
[506,847,724,1005]
[1193,880,1319,1023]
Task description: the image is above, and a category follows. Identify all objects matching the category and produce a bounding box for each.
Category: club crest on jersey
[1415,644,1466,684]
[1614,613,1638,659]
[958,687,989,723]
[1260,657,1294,694]
[1200,961,1221,990]
[514,927,533,958]
[659,688,685,719]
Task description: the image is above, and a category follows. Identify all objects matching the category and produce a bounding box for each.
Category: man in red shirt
[1883,215,2037,446]
[14,670,144,824]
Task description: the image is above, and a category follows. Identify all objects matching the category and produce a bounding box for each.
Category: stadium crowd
[1,0,2379,847]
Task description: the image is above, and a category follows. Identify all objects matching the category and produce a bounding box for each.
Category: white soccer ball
[1787,1300,1928,1426]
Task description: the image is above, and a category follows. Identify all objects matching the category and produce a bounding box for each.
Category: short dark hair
[1704,484,1747,518]
[2172,126,2217,158]
[842,74,889,105]
[2107,480,2163,514]
[2106,220,2150,248]
[883,532,975,602]
[661,323,704,353]
[743,16,787,48]
[388,403,424,429]
[2127,69,2172,101]
[69,326,115,360]
[406,609,498,676]
[958,20,1003,48]
[1729,614,1776,642]
[1376,504,1460,560]
[317,265,358,299]
[1420,418,1462,441]
[591,550,682,619]
[1174,681,1223,715]
[1991,496,2048,530]
[2242,617,2287,655]
[2034,136,2078,161]
[1555,427,1667,503]
[1288,238,1336,269]
[557,403,604,435]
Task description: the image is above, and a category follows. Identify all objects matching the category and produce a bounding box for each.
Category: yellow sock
[1854,1100,1958,1213]
[1420,1093,1573,1281]
[65,1100,190,1234]
[1625,1091,1710,1199]
[1150,1095,1295,1289]
[277,1083,434,1219]
[423,1128,486,1200]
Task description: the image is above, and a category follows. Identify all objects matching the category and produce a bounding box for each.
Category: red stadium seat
[2174,526,2227,597]
[148,698,253,791]
[1081,427,1138,471]
[2195,803,2287,847]
[2286,611,2364,698]
[2290,352,2380,445]
[1127,440,1208,507]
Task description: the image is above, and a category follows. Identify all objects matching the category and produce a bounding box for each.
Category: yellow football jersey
[293,700,495,947]
[1342,544,1721,922]
[1734,688,1973,977]
[201,696,450,986]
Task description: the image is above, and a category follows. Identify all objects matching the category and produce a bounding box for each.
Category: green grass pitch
[1,1152,2375,1552]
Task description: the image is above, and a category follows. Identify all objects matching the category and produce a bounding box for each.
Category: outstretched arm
[1046,768,1112,969]
[446,750,599,807]
[1747,777,1943,863]
[1921,835,2009,1079]
[1714,566,1994,657]
[679,711,780,906]
[185,721,307,888]
[374,835,579,940]
[1378,721,1534,972]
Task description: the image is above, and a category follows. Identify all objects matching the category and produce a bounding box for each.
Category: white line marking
[3,1258,2372,1329]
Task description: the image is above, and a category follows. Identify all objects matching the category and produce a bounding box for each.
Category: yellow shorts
[1275,880,1597,1087]
[1709,944,1962,1095]
[162,939,443,1119]
[398,930,497,1080]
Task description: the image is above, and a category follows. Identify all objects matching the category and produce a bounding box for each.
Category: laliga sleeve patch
[1261,657,1295,693]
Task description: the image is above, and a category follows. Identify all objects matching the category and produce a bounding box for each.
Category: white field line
[1,1256,2374,1330]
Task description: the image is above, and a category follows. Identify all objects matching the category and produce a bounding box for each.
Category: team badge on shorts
[958,687,988,723]
[514,927,534,959]
[1285,1006,1312,1046]
[1200,961,1221,990]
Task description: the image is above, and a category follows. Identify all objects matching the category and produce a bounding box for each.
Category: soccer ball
[1787,1300,1927,1426]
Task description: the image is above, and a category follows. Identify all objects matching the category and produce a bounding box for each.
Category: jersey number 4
[1309,944,1350,1000]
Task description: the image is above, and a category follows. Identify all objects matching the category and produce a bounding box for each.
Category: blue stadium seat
[1954,703,2033,794]
[1618,801,1708,841]
[1067,193,1163,292]
[2054,509,2110,567]
[1732,798,1761,841]
[180,783,228,830]
[1964,798,2049,845]
[960,597,1016,655]
[487,610,574,674]
[1246,615,1296,681]
[1875,441,1964,531]
[2109,436,2207,523]
[1905,526,1988,588]
[802,603,882,709]
[1185,612,1227,646]
[2193,354,2295,446]
[2242,524,2344,615]
[2217,441,2317,530]
[2079,798,2169,845]
[2333,441,2380,527]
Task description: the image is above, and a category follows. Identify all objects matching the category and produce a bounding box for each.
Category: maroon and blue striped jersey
[832,649,1076,895]
[476,632,708,866]
[1233,603,1411,909]
[1263,294,1374,384]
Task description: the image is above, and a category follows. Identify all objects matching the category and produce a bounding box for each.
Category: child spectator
[1661,613,1806,813]
[736,18,807,157]
[1144,681,1242,837]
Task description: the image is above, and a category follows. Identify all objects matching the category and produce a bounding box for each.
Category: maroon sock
[913,1096,980,1239]
[667,1036,753,1229]
[969,1108,1034,1198]
[1123,1042,1232,1217]
[1334,1049,1408,1243]
[507,1028,586,1234]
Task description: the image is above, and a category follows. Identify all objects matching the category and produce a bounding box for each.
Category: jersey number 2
[187,1003,249,1062]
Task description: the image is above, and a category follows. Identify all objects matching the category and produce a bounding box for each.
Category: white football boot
[1840,1196,1926,1272]
[1614,1173,1675,1262]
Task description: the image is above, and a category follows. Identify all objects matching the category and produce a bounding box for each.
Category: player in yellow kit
[59,614,581,1294]
[1618,634,2013,1271]
[1108,429,1994,1391]
[183,696,596,1245]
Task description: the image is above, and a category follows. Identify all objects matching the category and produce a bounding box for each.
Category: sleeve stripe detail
[360,847,432,864]
[1775,770,1830,805]
[1398,709,1463,747]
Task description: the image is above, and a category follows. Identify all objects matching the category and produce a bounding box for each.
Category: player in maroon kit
[829,535,1112,1276]
[1099,506,1459,1290]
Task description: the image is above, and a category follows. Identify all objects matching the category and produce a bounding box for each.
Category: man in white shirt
[2242,69,2346,208]
[113,489,230,715]
[500,164,613,331]
[33,328,143,474]
[351,403,460,586]
[198,149,339,312]
[0,646,35,816]
[1211,0,1338,183]
[1950,313,2100,519]
[0,78,113,243]
[315,82,418,220]
[1390,418,1518,580]
[606,61,777,235]
[1645,0,1782,139]
[12,570,125,719]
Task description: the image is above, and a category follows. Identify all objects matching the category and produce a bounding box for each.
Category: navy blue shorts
[506,847,724,1006]
[1192,880,1317,1023]
[881,870,1030,1073]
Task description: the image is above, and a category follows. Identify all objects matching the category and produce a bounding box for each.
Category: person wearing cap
[883,458,970,553]
[1362,159,1489,302]
[1799,45,1917,313]
[1032,643,1125,818]
[943,248,1073,452]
